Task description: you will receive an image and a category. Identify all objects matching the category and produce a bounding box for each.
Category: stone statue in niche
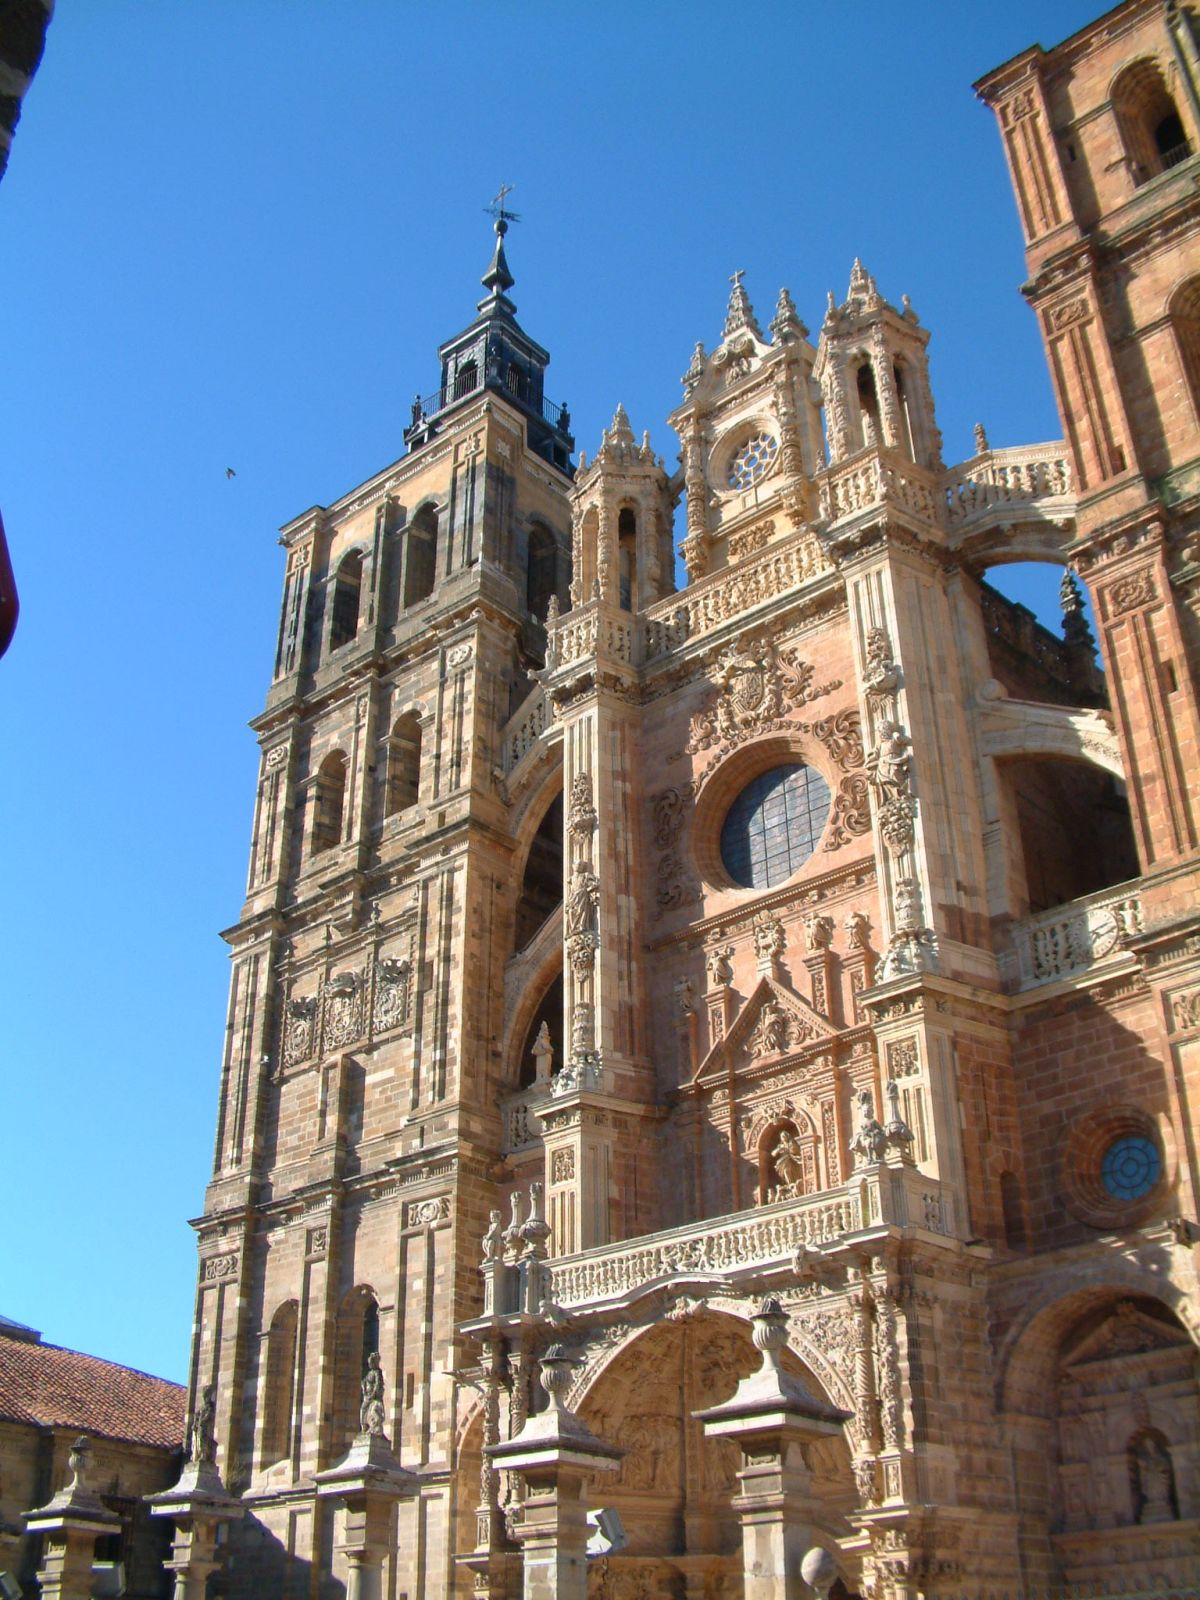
[802,912,835,952]
[770,1126,807,1190]
[706,945,734,987]
[360,1351,386,1436]
[1131,1433,1177,1523]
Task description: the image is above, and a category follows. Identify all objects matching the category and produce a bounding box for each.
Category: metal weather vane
[484,182,521,230]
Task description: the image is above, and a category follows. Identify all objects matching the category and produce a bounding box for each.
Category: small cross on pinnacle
[730,269,744,290]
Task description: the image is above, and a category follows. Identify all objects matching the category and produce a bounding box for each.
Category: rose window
[727,431,779,490]
[720,764,831,889]
[1100,1135,1161,1201]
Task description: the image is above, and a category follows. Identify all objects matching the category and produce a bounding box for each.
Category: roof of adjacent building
[0,1324,186,1450]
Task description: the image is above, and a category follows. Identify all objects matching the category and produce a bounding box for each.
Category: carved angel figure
[359,1352,386,1436]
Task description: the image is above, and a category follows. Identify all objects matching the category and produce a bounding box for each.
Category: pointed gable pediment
[693,975,836,1086]
[1061,1301,1191,1372]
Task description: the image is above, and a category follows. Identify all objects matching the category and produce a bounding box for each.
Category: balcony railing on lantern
[407,374,571,434]
[543,1169,951,1311]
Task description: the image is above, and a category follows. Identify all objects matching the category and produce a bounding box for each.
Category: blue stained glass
[720,764,831,889]
[1100,1135,1161,1201]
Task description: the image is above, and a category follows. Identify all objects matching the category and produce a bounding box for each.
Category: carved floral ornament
[1106,567,1157,617]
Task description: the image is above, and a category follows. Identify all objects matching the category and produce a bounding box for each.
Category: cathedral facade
[184,4,1200,1595]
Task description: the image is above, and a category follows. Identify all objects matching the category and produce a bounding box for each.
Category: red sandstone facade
[187,5,1200,1595]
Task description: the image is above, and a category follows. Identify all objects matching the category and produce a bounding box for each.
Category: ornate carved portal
[574,1312,856,1584]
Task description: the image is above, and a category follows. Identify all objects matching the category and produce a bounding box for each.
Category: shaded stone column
[24,1435,122,1600]
[696,1300,850,1600]
[314,1357,419,1600]
[488,1345,622,1600]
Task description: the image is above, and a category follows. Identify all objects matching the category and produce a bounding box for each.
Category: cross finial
[484,183,521,234]
[730,269,744,289]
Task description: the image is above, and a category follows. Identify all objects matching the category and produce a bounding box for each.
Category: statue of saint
[360,1352,386,1437]
[771,1127,806,1189]
[188,1383,217,1464]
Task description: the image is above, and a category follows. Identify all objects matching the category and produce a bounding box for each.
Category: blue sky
[0,1,1102,1384]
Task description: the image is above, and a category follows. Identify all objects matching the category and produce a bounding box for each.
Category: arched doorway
[574,1311,856,1592]
[1001,1289,1199,1587]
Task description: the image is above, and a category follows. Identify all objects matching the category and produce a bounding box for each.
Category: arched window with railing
[1112,59,1192,184]
[453,358,478,400]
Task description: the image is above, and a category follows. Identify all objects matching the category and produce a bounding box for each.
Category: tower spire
[480,182,519,299]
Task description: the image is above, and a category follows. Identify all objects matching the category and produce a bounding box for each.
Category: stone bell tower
[191,214,579,1600]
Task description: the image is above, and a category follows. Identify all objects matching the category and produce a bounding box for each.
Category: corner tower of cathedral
[184,7,1200,1597]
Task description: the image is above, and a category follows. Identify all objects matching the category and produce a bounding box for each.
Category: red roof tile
[0,1333,186,1450]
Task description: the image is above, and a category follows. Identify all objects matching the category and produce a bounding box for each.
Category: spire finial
[770,286,808,343]
[724,270,764,340]
[610,403,635,443]
[480,183,519,296]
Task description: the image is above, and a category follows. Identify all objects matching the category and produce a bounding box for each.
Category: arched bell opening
[513,790,563,955]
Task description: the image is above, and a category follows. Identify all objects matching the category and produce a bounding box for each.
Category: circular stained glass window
[727,431,780,490]
[1100,1135,1161,1201]
[720,764,831,890]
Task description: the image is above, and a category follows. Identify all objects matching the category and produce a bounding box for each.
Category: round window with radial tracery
[727,431,780,490]
[720,764,830,889]
[1100,1135,1161,1202]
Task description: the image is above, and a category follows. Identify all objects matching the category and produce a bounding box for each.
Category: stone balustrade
[641,531,832,663]
[818,451,939,525]
[544,1169,948,1310]
[1002,883,1143,990]
[500,684,548,773]
[942,441,1073,526]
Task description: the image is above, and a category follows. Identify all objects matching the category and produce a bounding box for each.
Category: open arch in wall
[573,1310,857,1573]
[311,751,348,854]
[513,788,563,954]
[997,1286,1198,1581]
[996,752,1139,914]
